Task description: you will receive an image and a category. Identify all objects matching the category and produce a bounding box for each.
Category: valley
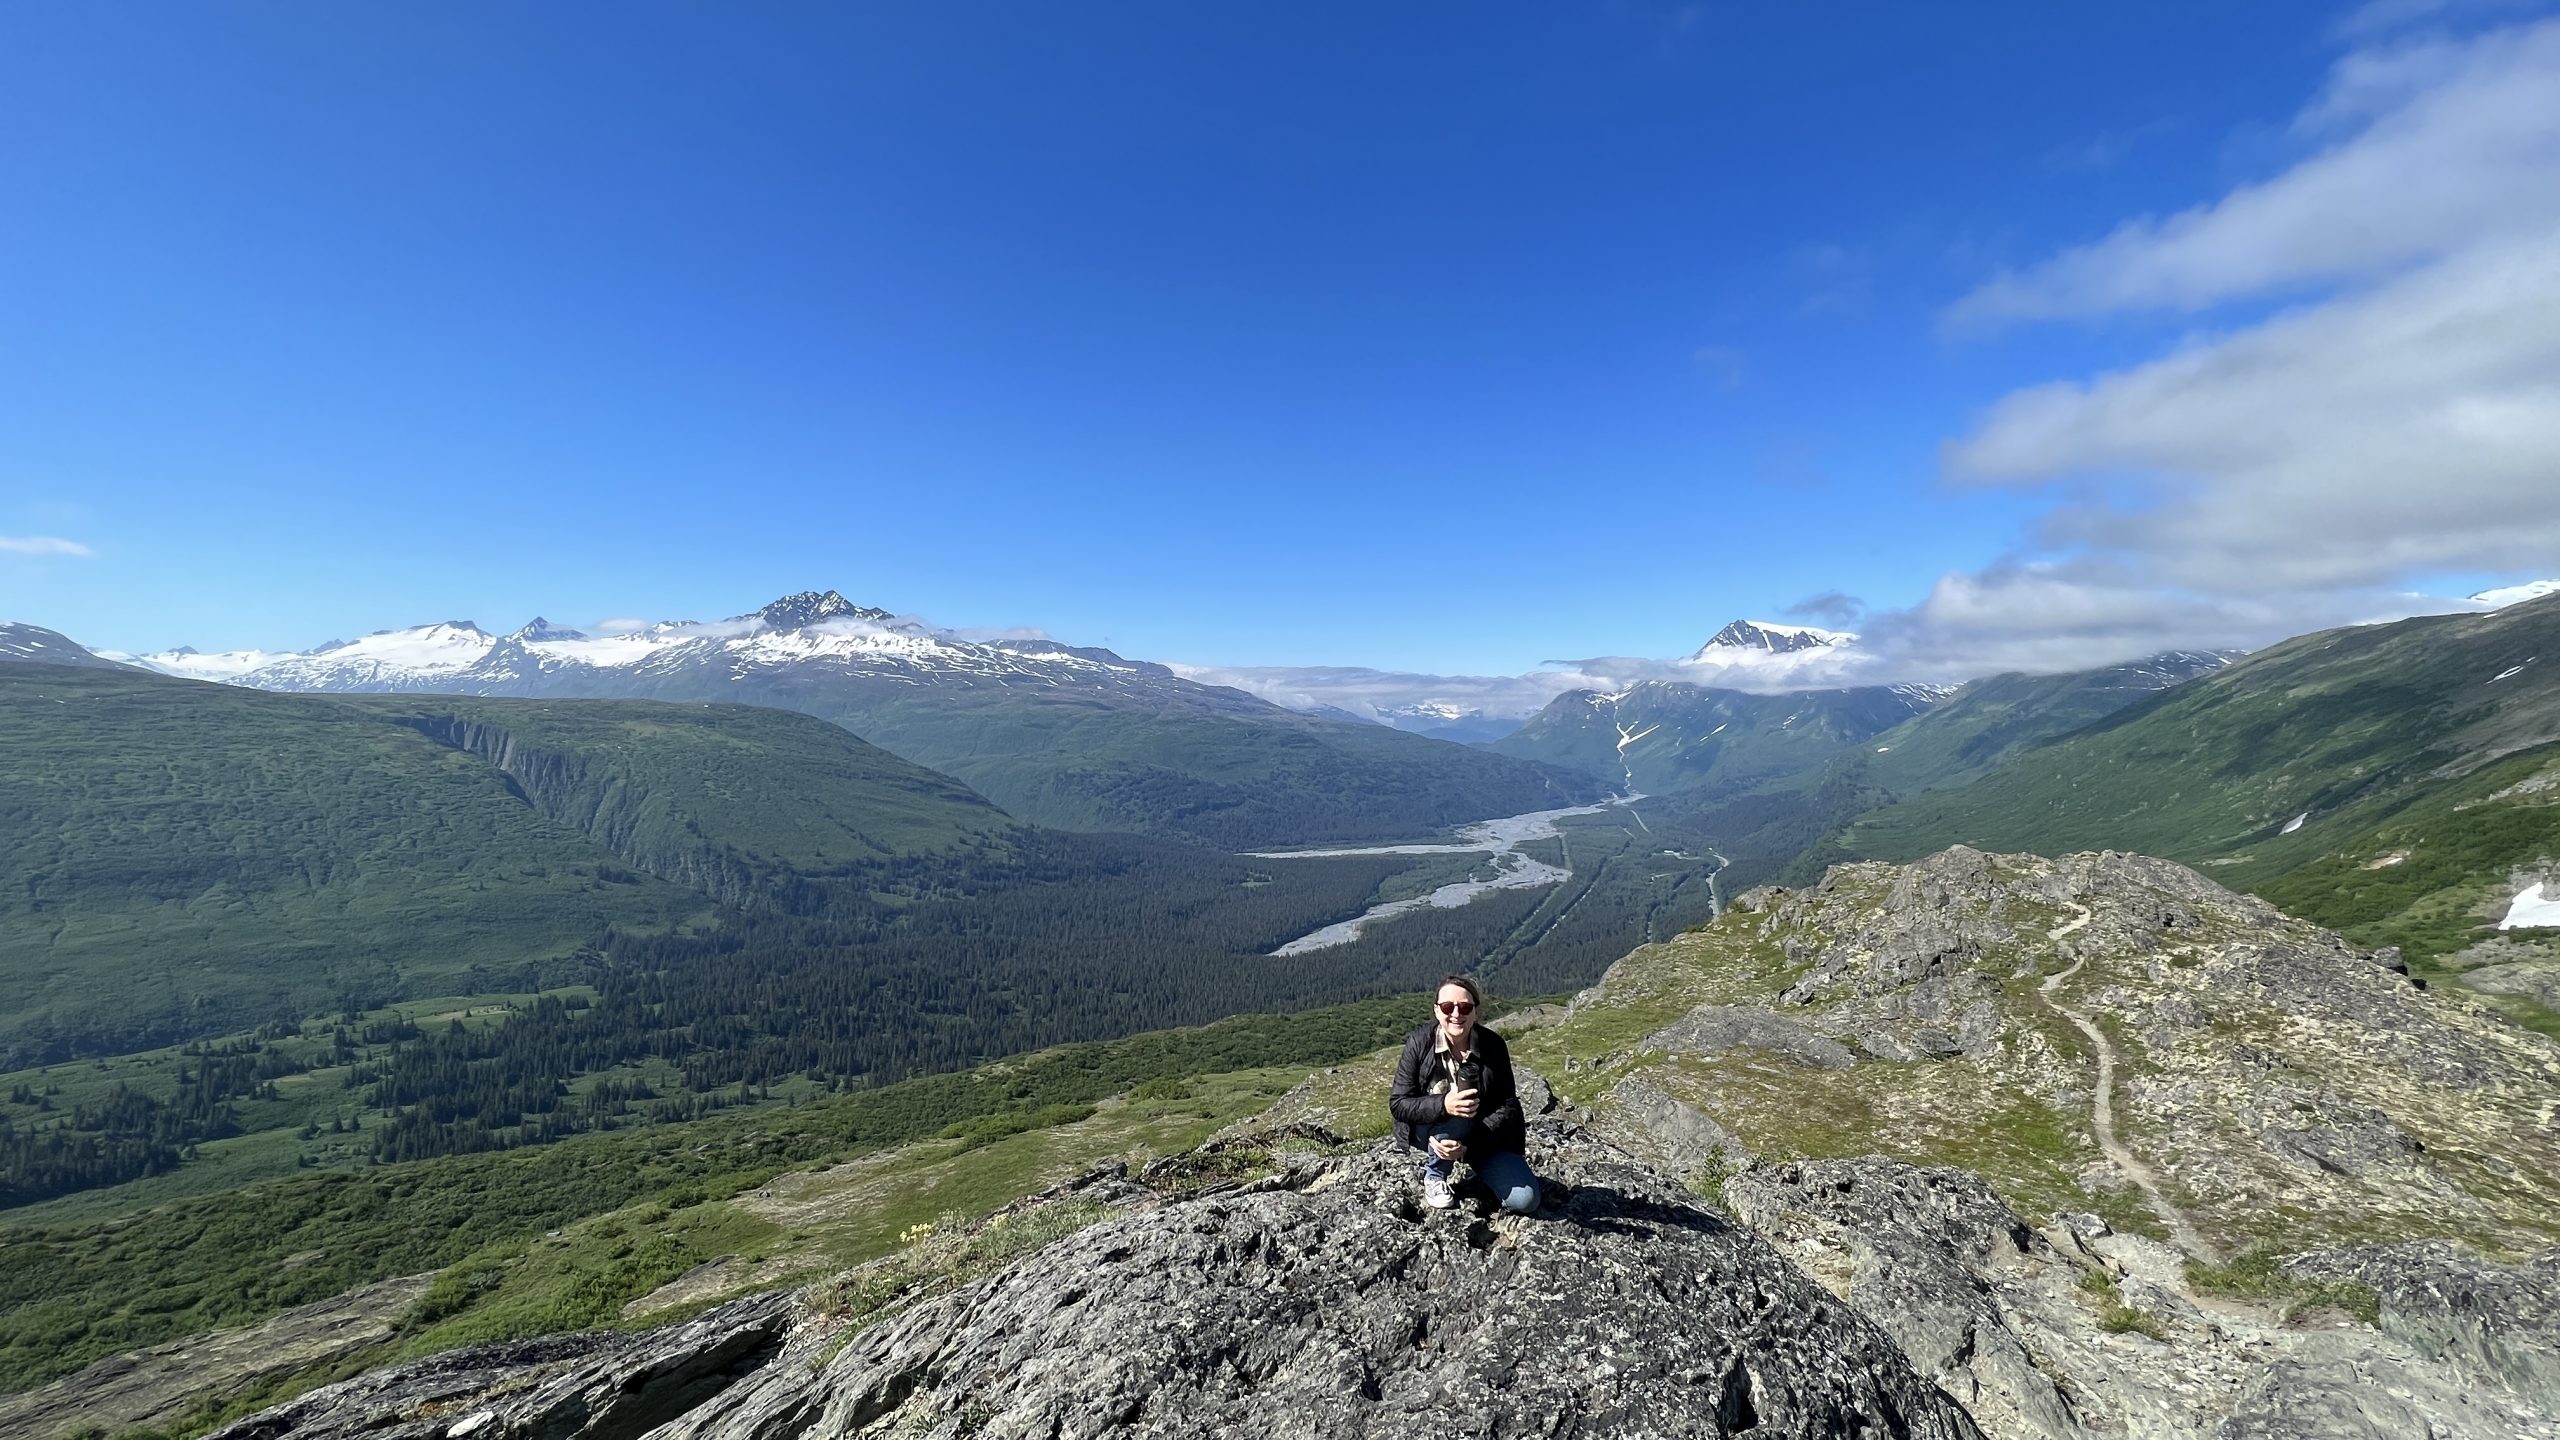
[1246,793,1672,954]
[3,591,2556,1440]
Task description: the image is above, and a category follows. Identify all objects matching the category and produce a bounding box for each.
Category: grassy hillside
[0,668,1047,1062]
[0,666,711,1062]
[2,663,1709,1216]
[1805,598,2560,969]
[1848,654,2230,798]
[732,686,1607,850]
[361,696,1018,907]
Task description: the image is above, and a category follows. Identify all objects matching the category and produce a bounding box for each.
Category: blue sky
[3,1,2554,676]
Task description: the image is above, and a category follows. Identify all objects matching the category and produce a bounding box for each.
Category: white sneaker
[1423,1174,1456,1209]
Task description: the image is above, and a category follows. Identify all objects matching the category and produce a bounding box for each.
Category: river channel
[1246,795,1643,956]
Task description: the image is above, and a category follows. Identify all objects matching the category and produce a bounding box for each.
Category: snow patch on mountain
[2471,579,2560,609]
[121,645,298,680]
[1689,619,1854,658]
[127,591,1176,698]
[2500,881,2560,930]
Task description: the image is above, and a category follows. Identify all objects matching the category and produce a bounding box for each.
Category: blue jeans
[1420,1116,1541,1213]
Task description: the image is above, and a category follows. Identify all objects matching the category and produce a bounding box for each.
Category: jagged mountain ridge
[124,591,1167,697]
[112,591,1604,849]
[1689,617,1853,658]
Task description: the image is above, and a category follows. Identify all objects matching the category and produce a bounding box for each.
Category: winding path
[2038,904,2222,1264]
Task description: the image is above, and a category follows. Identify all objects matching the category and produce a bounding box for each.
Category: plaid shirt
[1426,1028,1484,1101]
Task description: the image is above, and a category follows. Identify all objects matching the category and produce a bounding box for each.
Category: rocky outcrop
[206,1296,791,1440]
[1721,1156,2560,1440]
[0,1273,434,1440]
[1726,1161,2077,1440]
[1643,1004,1857,1069]
[1595,1074,1753,1175]
[2285,1241,2560,1398]
[210,1125,1985,1440]
[1569,847,2560,1258]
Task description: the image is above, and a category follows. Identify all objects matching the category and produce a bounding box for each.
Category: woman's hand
[1443,1086,1480,1118]
[1430,1135,1467,1162]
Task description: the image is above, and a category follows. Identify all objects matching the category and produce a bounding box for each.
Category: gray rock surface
[1594,1073,1753,1177]
[2286,1241,2560,1397]
[2460,958,2560,1010]
[205,1295,792,1440]
[209,1128,1984,1440]
[1725,1159,2081,1440]
[1643,1003,1857,1069]
[0,1272,435,1440]
[1709,1156,2560,1440]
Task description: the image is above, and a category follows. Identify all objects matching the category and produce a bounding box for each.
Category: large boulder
[210,1130,1984,1440]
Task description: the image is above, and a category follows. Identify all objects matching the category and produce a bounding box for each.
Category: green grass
[2077,1269,2170,1339]
[0,994,1422,1394]
[2186,1248,2381,1326]
[1819,602,2560,888]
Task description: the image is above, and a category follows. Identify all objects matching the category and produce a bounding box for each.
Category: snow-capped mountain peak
[1691,619,1854,659]
[756,590,892,631]
[1669,618,1867,685]
[122,590,1196,698]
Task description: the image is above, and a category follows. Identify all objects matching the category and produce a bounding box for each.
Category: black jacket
[1386,1022,1526,1155]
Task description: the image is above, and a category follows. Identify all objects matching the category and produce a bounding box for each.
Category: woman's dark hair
[1435,974,1485,1012]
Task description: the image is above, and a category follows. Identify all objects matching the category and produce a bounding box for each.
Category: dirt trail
[2039,904,2222,1264]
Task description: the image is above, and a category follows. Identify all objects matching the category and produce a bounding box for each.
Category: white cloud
[1950,236,2560,593]
[2330,0,2544,43]
[1171,662,1617,722]
[1949,19,2560,323]
[0,535,94,557]
[1890,17,2560,672]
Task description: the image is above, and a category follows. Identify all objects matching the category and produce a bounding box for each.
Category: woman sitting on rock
[1387,975,1540,1213]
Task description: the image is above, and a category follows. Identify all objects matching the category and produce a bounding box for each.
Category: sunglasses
[1437,1000,1476,1016]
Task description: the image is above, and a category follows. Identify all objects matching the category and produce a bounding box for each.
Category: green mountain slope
[1847,652,2231,798]
[1491,680,1936,795]
[0,668,1024,1061]
[365,697,1016,907]
[1811,597,2560,967]
[746,680,1606,849]
[531,662,1602,850]
[0,993,1433,1404]
[1508,656,2225,895]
